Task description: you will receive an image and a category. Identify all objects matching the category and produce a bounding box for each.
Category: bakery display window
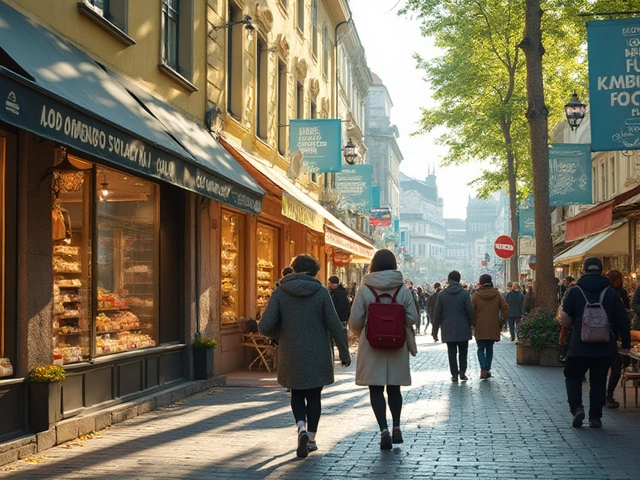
[221,211,244,324]
[256,223,278,313]
[50,155,159,364]
[95,167,158,356]
[52,156,92,365]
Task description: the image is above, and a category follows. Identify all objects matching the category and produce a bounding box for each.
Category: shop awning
[220,139,376,260]
[0,2,262,214]
[554,222,628,264]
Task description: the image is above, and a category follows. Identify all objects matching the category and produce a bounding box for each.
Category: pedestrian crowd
[258,251,633,459]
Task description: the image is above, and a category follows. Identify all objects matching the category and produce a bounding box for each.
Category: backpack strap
[367,285,400,303]
[576,286,609,306]
[391,286,402,302]
[367,285,381,302]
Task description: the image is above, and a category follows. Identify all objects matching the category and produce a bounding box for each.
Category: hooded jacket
[562,273,631,358]
[329,284,351,323]
[432,281,476,343]
[349,270,418,386]
[472,284,510,341]
[259,273,350,389]
[505,290,525,317]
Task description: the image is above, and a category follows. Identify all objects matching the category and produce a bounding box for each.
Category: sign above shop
[288,119,342,173]
[494,235,516,259]
[281,193,324,232]
[331,253,352,267]
[0,73,263,214]
[325,227,374,259]
[588,18,640,151]
[370,208,392,227]
[549,144,592,206]
[335,165,372,211]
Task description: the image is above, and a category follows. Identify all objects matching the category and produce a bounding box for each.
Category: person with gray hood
[260,254,351,458]
[433,271,476,382]
[349,249,418,450]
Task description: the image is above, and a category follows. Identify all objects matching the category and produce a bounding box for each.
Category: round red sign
[494,235,516,259]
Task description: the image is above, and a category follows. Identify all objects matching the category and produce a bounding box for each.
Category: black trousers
[369,385,402,431]
[564,356,612,420]
[291,387,323,432]
[607,353,632,397]
[446,341,468,377]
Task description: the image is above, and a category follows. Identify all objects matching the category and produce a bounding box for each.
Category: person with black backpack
[559,257,631,429]
[348,249,419,450]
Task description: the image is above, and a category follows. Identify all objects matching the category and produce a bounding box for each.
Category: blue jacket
[505,290,525,317]
[433,281,476,342]
[562,273,631,358]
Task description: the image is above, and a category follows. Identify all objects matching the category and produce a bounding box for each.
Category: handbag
[405,325,417,356]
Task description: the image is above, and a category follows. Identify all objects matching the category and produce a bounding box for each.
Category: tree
[401,0,587,287]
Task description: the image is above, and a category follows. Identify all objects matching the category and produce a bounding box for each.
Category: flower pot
[539,345,563,367]
[29,381,62,433]
[193,347,214,380]
[516,343,541,365]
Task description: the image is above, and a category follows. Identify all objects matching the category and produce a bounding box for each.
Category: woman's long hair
[369,249,397,273]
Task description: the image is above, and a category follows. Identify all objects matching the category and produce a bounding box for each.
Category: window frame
[311,1,318,58]
[277,59,288,156]
[297,0,305,34]
[159,0,197,92]
[256,36,269,140]
[77,0,135,46]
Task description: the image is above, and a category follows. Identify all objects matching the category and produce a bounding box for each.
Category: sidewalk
[2,333,640,479]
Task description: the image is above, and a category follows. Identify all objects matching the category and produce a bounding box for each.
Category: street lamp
[213,14,255,41]
[564,92,587,131]
[342,138,358,165]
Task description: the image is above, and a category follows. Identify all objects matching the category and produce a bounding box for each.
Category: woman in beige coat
[349,249,419,450]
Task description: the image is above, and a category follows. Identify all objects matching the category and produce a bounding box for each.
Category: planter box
[516,343,541,365]
[539,345,563,367]
[29,381,62,433]
[193,348,214,380]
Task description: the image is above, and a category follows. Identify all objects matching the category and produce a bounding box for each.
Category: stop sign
[494,235,516,259]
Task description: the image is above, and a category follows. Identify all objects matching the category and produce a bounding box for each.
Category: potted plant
[28,365,66,432]
[516,307,561,366]
[192,335,218,380]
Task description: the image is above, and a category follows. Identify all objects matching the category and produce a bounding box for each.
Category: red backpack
[366,285,406,349]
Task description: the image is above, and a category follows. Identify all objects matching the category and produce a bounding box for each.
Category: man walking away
[561,257,631,428]
[427,283,442,335]
[433,272,476,382]
[328,276,351,333]
[505,283,525,341]
[472,274,509,379]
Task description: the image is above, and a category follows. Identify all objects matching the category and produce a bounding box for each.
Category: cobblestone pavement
[3,332,640,479]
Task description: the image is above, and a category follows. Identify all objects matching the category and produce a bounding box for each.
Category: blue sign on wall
[335,165,372,210]
[588,18,640,151]
[518,194,535,237]
[289,119,342,172]
[549,144,592,206]
[371,186,381,209]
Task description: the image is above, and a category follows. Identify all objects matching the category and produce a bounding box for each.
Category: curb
[0,375,227,467]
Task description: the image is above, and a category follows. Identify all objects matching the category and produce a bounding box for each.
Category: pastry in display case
[256,224,278,309]
[221,212,244,324]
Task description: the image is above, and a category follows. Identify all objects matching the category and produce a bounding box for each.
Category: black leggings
[369,385,402,431]
[291,387,323,432]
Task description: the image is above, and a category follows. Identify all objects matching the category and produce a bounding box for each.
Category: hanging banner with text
[371,186,381,209]
[518,194,535,237]
[335,164,372,211]
[288,119,342,173]
[549,144,592,206]
[588,18,640,151]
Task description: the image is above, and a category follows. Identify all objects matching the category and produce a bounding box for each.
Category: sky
[349,0,480,219]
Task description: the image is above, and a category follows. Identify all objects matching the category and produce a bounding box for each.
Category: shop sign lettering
[289,119,342,173]
[281,193,323,232]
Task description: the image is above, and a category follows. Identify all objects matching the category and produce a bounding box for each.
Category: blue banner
[519,194,535,237]
[549,144,592,206]
[371,186,381,209]
[588,18,640,151]
[289,119,342,172]
[335,165,372,210]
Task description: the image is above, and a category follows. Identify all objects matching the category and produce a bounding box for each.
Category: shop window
[160,0,196,92]
[257,224,279,315]
[221,211,245,324]
[227,2,244,118]
[52,160,159,364]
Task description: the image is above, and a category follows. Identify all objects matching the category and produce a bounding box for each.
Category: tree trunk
[500,119,520,284]
[520,0,556,312]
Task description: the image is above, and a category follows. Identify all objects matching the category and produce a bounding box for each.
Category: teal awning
[0,2,262,213]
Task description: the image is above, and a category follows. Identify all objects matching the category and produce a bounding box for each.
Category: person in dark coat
[259,255,351,458]
[560,257,631,428]
[328,275,351,329]
[433,271,476,382]
[604,269,632,409]
[427,282,442,331]
[523,283,535,313]
[504,283,525,341]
